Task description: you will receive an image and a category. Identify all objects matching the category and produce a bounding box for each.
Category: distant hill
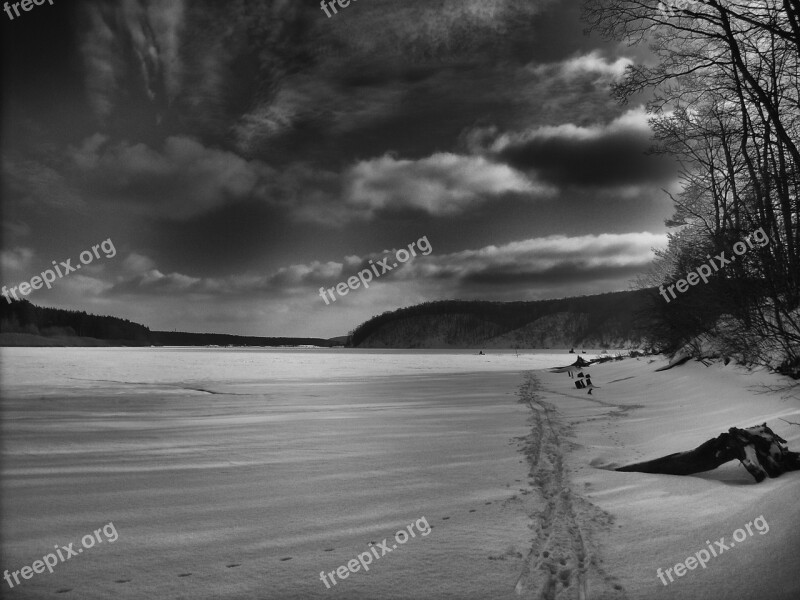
[349,290,658,349]
[150,330,335,347]
[0,300,337,347]
[1,290,659,350]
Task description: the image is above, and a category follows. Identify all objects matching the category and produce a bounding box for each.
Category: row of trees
[0,299,338,347]
[348,290,655,347]
[586,1,800,376]
[0,299,151,342]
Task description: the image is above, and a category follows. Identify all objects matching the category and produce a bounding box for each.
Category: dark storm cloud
[106,250,347,298]
[75,0,556,151]
[1,0,675,336]
[67,134,278,220]
[462,262,651,286]
[473,108,678,189]
[101,232,666,299]
[398,232,667,287]
[24,133,544,225]
[78,0,184,134]
[76,0,324,143]
[57,0,657,228]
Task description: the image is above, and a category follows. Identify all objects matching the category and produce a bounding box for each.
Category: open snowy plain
[2,348,799,599]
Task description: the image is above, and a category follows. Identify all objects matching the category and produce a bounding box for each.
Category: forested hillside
[0,300,337,347]
[1,298,151,342]
[349,290,658,349]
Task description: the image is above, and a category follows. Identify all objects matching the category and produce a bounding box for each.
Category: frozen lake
[1,348,568,599]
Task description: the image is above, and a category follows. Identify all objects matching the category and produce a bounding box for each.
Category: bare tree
[588,1,800,376]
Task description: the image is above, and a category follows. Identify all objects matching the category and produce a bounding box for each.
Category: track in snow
[513,373,627,600]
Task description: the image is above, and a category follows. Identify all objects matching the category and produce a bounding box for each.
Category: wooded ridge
[349,289,657,349]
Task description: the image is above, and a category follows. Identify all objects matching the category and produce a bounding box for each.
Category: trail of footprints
[514,374,627,600]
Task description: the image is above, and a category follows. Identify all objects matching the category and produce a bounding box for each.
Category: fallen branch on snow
[616,423,800,483]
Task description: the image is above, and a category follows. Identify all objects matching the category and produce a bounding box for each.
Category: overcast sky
[1,0,676,337]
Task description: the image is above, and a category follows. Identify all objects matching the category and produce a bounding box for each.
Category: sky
[1,0,677,338]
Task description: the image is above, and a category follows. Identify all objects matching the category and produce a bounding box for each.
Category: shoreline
[525,357,800,599]
[0,333,343,349]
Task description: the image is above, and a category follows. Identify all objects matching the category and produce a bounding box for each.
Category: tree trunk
[616,424,800,482]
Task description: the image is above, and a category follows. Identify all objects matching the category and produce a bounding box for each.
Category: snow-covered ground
[1,348,563,600]
[534,358,800,600]
[2,348,798,599]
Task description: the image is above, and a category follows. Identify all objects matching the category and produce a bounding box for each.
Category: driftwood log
[616,423,800,483]
[549,356,592,378]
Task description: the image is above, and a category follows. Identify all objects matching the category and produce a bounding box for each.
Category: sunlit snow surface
[1,348,566,600]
